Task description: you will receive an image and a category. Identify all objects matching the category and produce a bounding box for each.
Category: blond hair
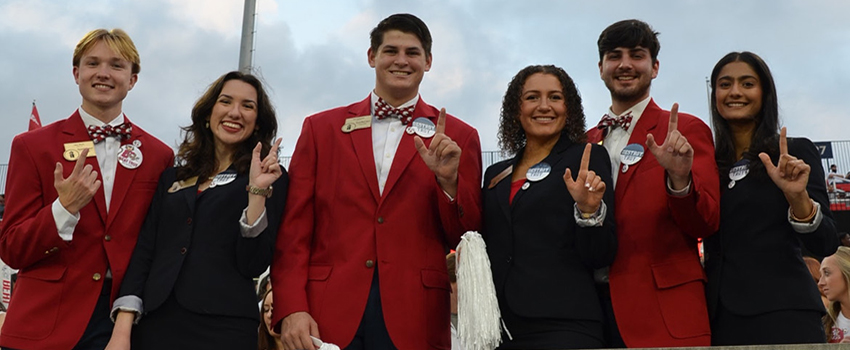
[73,28,140,74]
[824,247,850,338]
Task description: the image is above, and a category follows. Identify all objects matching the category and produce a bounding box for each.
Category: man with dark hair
[586,19,720,347]
[272,13,481,350]
[0,29,172,350]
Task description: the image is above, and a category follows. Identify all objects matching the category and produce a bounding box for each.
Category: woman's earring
[205,121,210,129]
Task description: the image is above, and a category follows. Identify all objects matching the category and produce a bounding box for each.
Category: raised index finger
[436,108,447,134]
[73,148,90,174]
[580,143,592,172]
[779,126,788,155]
[667,103,679,135]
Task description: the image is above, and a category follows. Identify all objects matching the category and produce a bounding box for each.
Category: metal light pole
[238,0,257,74]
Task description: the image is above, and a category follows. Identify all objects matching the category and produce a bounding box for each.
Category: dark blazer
[119,166,288,321]
[705,137,838,318]
[484,135,616,322]
[0,112,173,350]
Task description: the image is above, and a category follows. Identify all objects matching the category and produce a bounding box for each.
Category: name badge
[620,143,645,173]
[342,116,372,133]
[728,159,750,189]
[63,141,97,161]
[168,176,198,193]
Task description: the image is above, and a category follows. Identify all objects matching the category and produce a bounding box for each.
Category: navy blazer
[119,166,288,320]
[483,135,616,321]
[705,137,838,317]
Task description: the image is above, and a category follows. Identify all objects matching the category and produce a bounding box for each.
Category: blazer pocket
[4,266,67,339]
[21,264,66,281]
[306,264,333,320]
[421,269,451,349]
[651,259,710,339]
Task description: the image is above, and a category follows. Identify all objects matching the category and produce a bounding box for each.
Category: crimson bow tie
[596,112,633,131]
[374,97,415,125]
[88,123,132,144]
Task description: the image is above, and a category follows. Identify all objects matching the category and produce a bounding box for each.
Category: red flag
[28,101,42,131]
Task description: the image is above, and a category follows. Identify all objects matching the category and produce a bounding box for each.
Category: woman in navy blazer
[483,65,617,349]
[105,71,288,349]
[704,52,838,345]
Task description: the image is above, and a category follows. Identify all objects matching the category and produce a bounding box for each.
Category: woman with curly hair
[704,51,837,345]
[106,71,288,349]
[482,65,617,349]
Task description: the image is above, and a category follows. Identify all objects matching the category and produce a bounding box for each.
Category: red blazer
[0,112,173,350]
[272,96,482,350]
[587,99,720,347]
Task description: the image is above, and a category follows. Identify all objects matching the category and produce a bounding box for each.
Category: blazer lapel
[61,112,108,224]
[491,160,515,224]
[616,100,660,199]
[382,98,433,200]
[347,96,381,203]
[106,115,140,229]
[515,135,573,206]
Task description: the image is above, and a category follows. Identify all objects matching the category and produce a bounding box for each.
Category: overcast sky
[1,0,848,168]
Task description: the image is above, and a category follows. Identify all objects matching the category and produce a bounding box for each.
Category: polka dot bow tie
[596,112,633,131]
[374,97,415,125]
[87,123,132,144]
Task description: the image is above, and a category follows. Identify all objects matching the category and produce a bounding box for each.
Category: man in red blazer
[272,14,481,350]
[586,20,720,348]
[0,29,172,350]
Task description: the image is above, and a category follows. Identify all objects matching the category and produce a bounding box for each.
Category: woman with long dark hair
[704,51,838,345]
[105,71,288,349]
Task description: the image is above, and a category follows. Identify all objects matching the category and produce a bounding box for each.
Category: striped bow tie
[596,112,633,131]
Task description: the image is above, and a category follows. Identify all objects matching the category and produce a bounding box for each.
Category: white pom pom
[456,231,502,350]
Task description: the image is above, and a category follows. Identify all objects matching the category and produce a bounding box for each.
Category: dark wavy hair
[498,65,586,155]
[175,71,278,181]
[370,13,432,57]
[597,19,660,63]
[710,52,779,184]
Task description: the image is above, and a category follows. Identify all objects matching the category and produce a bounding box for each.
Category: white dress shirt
[52,108,125,241]
[371,92,419,195]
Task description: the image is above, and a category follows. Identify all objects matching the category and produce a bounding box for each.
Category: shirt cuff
[788,201,823,234]
[111,295,143,324]
[52,199,79,241]
[574,201,607,227]
[239,207,268,238]
[666,176,692,197]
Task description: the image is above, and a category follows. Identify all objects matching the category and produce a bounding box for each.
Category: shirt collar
[78,107,125,129]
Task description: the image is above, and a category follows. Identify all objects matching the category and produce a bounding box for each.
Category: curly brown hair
[498,65,587,155]
[175,71,278,181]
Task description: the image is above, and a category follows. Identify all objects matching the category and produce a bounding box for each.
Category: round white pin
[209,170,237,188]
[620,143,645,173]
[526,162,551,182]
[410,117,436,138]
[117,144,143,169]
[728,159,750,189]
